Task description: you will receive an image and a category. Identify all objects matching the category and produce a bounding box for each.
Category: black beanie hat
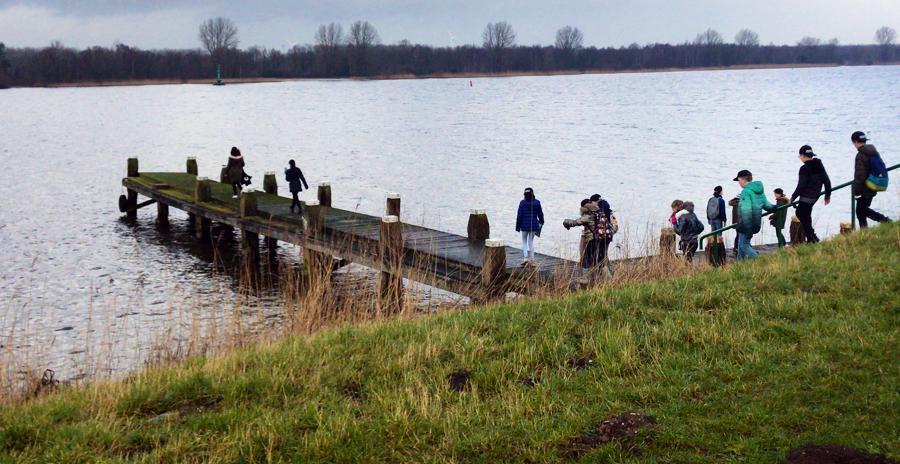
[799,145,815,157]
[851,131,867,143]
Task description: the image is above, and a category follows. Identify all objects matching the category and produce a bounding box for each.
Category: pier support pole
[156,202,169,226]
[386,193,401,218]
[263,171,278,254]
[481,239,508,302]
[317,183,332,207]
[659,228,676,257]
[240,189,260,268]
[467,209,490,242]
[193,177,212,241]
[125,158,139,220]
[378,215,404,316]
[186,156,198,176]
[301,200,332,285]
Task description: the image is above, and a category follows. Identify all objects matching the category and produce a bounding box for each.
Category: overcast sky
[1,0,898,50]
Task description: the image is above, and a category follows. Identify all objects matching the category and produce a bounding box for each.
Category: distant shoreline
[29,62,898,89]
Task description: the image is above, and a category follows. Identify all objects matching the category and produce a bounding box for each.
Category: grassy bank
[1,224,897,463]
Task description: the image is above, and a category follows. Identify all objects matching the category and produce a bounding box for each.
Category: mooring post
[659,228,676,256]
[386,193,401,218]
[705,236,725,267]
[127,157,139,178]
[262,171,279,252]
[467,209,490,242]
[481,238,508,301]
[219,164,228,183]
[193,177,212,240]
[840,222,853,235]
[789,215,806,246]
[303,200,324,234]
[378,215,404,315]
[317,183,332,207]
[186,156,198,176]
[125,158,139,220]
[301,199,332,283]
[240,188,260,266]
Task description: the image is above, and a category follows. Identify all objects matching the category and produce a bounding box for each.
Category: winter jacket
[563,203,599,241]
[769,197,789,229]
[516,199,545,232]
[284,166,309,193]
[706,194,727,223]
[791,158,832,203]
[226,155,245,184]
[737,181,776,236]
[853,144,880,198]
[674,202,704,244]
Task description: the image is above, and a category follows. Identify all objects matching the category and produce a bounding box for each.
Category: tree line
[0,20,896,88]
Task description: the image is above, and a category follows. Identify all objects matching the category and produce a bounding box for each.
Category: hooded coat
[791,157,832,203]
[853,144,880,198]
[563,203,599,241]
[737,181,776,236]
[674,202,704,243]
[226,155,245,184]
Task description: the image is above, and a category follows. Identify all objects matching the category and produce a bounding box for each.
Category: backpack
[866,154,889,192]
[706,197,720,221]
[691,215,705,236]
[591,209,612,240]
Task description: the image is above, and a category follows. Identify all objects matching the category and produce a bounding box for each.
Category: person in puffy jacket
[733,169,776,260]
[790,145,831,243]
[851,131,891,228]
[674,201,704,261]
[515,187,544,265]
[564,199,599,269]
[226,147,246,198]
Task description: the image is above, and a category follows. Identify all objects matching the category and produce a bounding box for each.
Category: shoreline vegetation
[18,62,900,89]
[0,222,896,462]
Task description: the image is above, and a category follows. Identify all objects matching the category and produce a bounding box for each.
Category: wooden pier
[120,158,580,303]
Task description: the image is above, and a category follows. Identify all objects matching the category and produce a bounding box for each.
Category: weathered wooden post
[125,158,139,220]
[193,177,212,240]
[789,215,806,245]
[219,164,228,183]
[467,209,490,242]
[840,222,853,235]
[156,203,169,226]
[659,228,676,256]
[317,183,332,207]
[705,236,726,267]
[377,215,404,315]
[303,200,324,233]
[481,238,508,301]
[301,199,332,284]
[262,171,278,253]
[386,193,401,218]
[186,156,198,176]
[240,188,259,266]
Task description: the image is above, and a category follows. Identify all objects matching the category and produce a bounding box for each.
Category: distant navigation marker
[213,64,225,86]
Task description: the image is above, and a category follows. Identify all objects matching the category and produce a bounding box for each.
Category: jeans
[521,230,536,260]
[736,232,758,260]
[795,201,819,243]
[709,219,724,236]
[855,195,890,228]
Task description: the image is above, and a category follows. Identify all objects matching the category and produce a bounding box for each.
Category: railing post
[317,183,331,207]
[467,209,490,242]
[482,238,508,301]
[377,215,404,316]
[386,193,401,218]
[186,156,198,176]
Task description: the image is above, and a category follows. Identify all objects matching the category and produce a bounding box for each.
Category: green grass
[2,224,898,463]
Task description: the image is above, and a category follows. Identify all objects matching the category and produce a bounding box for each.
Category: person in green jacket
[733,170,776,260]
[770,188,789,248]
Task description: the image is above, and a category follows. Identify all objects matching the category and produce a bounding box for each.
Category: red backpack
[591,209,612,240]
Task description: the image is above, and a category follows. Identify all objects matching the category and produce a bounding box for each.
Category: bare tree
[797,36,821,46]
[694,28,724,45]
[347,20,380,48]
[827,38,839,46]
[555,26,584,50]
[483,22,516,50]
[734,29,759,46]
[875,26,897,45]
[199,17,239,55]
[315,23,343,49]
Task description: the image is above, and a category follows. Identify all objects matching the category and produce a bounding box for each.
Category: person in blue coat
[515,187,544,265]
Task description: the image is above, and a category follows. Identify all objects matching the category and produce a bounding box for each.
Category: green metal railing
[698,162,898,250]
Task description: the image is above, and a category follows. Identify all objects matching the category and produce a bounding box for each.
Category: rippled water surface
[1,65,898,377]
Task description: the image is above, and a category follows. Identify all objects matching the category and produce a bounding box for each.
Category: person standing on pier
[226,147,246,198]
[284,160,309,214]
[734,169,776,260]
[851,131,892,228]
[790,145,831,243]
[706,186,727,235]
[515,187,544,265]
[590,193,617,272]
[564,199,600,275]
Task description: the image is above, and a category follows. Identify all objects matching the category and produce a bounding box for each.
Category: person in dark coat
[771,188,789,248]
[515,187,544,265]
[226,147,246,198]
[284,159,309,214]
[790,145,831,243]
[850,131,891,228]
[673,201,704,261]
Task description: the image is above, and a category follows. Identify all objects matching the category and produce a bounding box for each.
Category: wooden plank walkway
[122,170,580,297]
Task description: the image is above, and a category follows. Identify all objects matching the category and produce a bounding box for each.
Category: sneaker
[232,195,238,199]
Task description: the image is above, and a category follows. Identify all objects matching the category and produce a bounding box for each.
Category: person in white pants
[515,187,545,265]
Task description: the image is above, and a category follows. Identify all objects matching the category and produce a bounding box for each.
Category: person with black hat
[706,186,727,235]
[790,145,832,243]
[734,169,776,260]
[515,187,544,265]
[771,188,789,248]
[851,131,892,228]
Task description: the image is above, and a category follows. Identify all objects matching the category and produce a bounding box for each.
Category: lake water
[1,65,898,381]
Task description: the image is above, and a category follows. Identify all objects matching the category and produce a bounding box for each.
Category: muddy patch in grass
[518,375,539,387]
[785,445,897,464]
[339,381,365,401]
[447,369,471,392]
[567,356,594,370]
[560,411,657,459]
